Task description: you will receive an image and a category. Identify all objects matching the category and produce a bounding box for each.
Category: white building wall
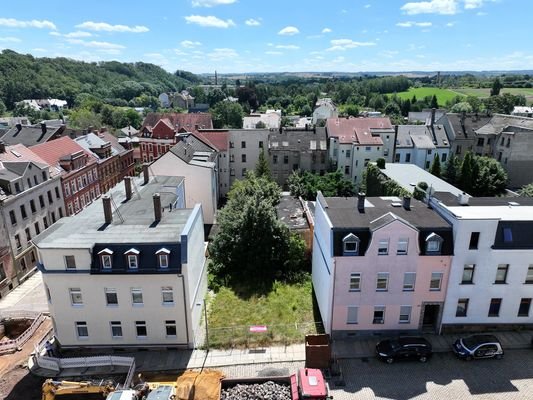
[352,145,383,184]
[228,130,269,186]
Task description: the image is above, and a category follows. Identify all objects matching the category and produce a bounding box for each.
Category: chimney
[142,163,150,185]
[0,141,5,154]
[41,122,47,135]
[102,195,112,224]
[124,176,132,201]
[403,195,411,210]
[15,123,22,133]
[153,193,162,222]
[431,108,436,127]
[357,192,366,213]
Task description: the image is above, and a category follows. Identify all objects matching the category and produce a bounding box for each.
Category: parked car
[452,334,504,360]
[376,336,433,364]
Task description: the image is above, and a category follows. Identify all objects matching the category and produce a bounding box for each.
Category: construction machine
[41,379,115,400]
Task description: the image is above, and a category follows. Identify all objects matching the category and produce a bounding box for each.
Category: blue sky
[0,0,531,74]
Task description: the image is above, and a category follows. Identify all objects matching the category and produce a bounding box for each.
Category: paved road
[0,271,48,313]
[329,349,533,399]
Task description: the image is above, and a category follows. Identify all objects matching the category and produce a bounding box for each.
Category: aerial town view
[2,0,533,399]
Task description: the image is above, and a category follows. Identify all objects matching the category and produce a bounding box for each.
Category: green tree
[255,149,271,180]
[429,153,441,178]
[490,77,502,96]
[459,152,474,193]
[430,94,439,109]
[470,156,507,196]
[450,102,473,113]
[443,154,460,186]
[0,99,6,116]
[211,101,244,128]
[518,183,533,197]
[287,170,356,200]
[69,108,102,130]
[341,104,359,117]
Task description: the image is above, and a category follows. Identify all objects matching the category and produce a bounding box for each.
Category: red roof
[0,144,61,176]
[195,130,229,151]
[142,112,213,132]
[326,117,392,145]
[30,136,96,171]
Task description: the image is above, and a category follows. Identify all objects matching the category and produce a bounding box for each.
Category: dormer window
[342,233,360,256]
[98,248,113,269]
[425,232,443,254]
[125,248,140,269]
[156,248,170,268]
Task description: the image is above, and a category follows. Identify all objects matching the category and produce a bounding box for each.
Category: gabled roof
[98,131,128,154]
[437,113,492,140]
[369,212,417,231]
[120,126,139,137]
[475,114,533,136]
[326,117,392,145]
[168,134,217,165]
[74,133,118,159]
[0,124,65,147]
[195,130,229,151]
[0,143,59,177]
[30,136,96,172]
[142,112,213,132]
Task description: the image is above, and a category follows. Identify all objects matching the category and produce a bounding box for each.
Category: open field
[391,87,464,105]
[206,277,321,348]
[453,87,533,104]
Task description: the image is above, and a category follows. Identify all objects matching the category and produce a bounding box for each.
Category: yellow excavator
[41,379,116,400]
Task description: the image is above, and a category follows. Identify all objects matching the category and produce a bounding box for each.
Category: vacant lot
[391,87,463,105]
[206,277,321,348]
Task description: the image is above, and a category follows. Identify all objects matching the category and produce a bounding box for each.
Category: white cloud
[191,0,237,7]
[208,48,238,59]
[364,4,371,8]
[76,21,149,33]
[66,39,125,50]
[322,28,332,33]
[326,38,376,51]
[278,26,300,36]
[265,51,283,55]
[396,21,433,27]
[245,18,261,26]
[0,18,56,30]
[464,0,483,8]
[181,40,202,48]
[401,0,458,15]
[174,49,189,56]
[64,31,93,38]
[184,15,236,28]
[0,36,21,43]
[446,22,455,26]
[275,44,300,50]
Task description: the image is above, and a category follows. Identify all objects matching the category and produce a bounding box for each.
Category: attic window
[98,248,113,269]
[125,248,140,269]
[342,233,360,256]
[425,232,443,254]
[156,248,171,269]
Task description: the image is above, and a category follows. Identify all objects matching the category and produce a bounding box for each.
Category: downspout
[329,258,336,336]
[179,274,190,346]
[393,125,398,162]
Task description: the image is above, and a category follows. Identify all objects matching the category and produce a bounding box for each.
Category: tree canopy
[287,170,356,200]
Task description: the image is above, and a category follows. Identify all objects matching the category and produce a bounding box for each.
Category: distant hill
[0,49,201,108]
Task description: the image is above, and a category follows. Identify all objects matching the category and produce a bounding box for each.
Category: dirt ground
[0,319,51,400]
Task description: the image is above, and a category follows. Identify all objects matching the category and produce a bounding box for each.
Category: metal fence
[200,321,325,350]
[0,312,46,354]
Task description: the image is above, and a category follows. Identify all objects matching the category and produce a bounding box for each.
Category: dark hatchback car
[453,334,504,360]
[376,336,433,364]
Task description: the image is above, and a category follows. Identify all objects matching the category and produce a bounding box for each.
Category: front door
[422,304,440,332]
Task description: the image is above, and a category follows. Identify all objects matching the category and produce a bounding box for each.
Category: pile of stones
[220,381,292,400]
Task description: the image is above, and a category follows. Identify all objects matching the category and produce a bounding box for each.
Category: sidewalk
[0,271,48,313]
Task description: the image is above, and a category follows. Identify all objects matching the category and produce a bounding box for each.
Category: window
[397,238,408,255]
[25,228,31,241]
[346,149,351,158]
[518,298,531,317]
[230,168,235,176]
[229,141,234,148]
[229,154,235,162]
[430,272,443,291]
[241,154,246,162]
[241,141,246,148]
[284,155,289,164]
[162,287,174,305]
[20,258,26,270]
[259,141,263,148]
[165,320,177,337]
[15,234,21,249]
[399,306,412,323]
[64,184,70,197]
[425,233,442,253]
[488,298,502,317]
[441,153,447,162]
[42,171,47,181]
[9,210,16,226]
[365,146,371,152]
[43,217,48,229]
[39,195,45,208]
[405,153,411,163]
[349,273,361,291]
[51,211,56,224]
[131,288,143,305]
[403,272,416,291]
[344,165,350,175]
[64,255,76,270]
[477,138,484,147]
[47,190,53,204]
[0,262,6,281]
[376,273,389,291]
[128,255,138,269]
[395,153,400,162]
[495,264,509,284]
[55,187,61,199]
[425,161,430,169]
[526,265,533,284]
[105,288,118,306]
[503,227,513,243]
[373,306,385,324]
[111,321,122,338]
[71,181,77,194]
[364,158,370,166]
[30,200,36,213]
[378,239,389,255]
[159,254,168,268]
[69,288,83,305]
[456,298,469,317]
[242,168,247,177]
[30,251,36,263]
[342,233,360,255]
[99,249,113,269]
[273,155,278,164]
[20,205,27,219]
[461,264,475,284]
[135,321,147,337]
[76,321,88,338]
[346,306,358,324]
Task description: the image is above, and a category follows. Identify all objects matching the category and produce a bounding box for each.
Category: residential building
[326,117,395,185]
[268,127,328,188]
[99,131,135,182]
[227,129,270,187]
[430,192,533,332]
[18,99,68,112]
[313,98,338,124]
[139,113,213,162]
[195,129,230,197]
[31,136,101,216]
[277,193,313,251]
[313,193,453,337]
[158,91,195,110]
[243,110,281,129]
[0,145,64,291]
[0,122,65,147]
[408,109,446,124]
[512,106,533,117]
[149,133,218,225]
[33,175,207,349]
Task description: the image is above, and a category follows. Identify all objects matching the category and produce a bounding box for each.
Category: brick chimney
[403,195,411,210]
[124,176,132,201]
[153,193,162,222]
[357,192,366,213]
[142,163,150,185]
[102,195,112,224]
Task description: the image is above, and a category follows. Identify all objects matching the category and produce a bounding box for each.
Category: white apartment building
[430,192,533,332]
[33,175,207,349]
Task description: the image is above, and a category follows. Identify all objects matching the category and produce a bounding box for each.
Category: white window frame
[69,288,83,306]
[376,273,389,291]
[373,306,385,324]
[378,239,389,255]
[98,248,113,269]
[399,306,412,323]
[346,306,358,324]
[397,238,409,255]
[76,321,88,339]
[165,320,177,337]
[430,272,443,291]
[128,255,138,269]
[162,287,174,305]
[131,288,143,306]
[105,288,118,306]
[110,321,123,338]
[156,248,170,268]
[135,321,147,338]
[349,273,361,292]
[64,255,76,270]
[426,239,440,252]
[403,272,416,291]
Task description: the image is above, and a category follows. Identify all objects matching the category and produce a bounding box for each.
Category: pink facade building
[312,192,453,338]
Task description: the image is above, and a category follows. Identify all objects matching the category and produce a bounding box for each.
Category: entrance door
[422,304,440,332]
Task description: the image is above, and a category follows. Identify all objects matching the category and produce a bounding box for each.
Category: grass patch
[205,276,321,348]
[390,87,463,105]
[450,87,533,105]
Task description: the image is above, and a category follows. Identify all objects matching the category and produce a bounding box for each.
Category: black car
[376,336,433,364]
[452,334,504,360]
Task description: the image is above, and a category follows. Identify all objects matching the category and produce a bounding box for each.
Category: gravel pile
[220,380,292,400]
